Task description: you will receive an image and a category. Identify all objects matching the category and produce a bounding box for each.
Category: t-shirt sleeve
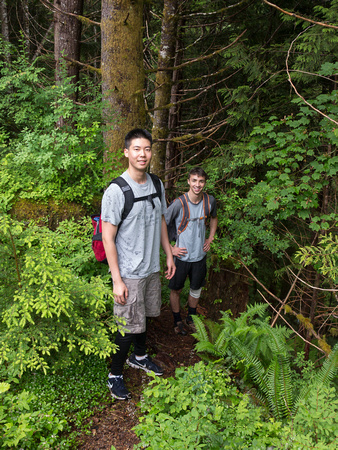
[210,195,217,217]
[159,180,167,215]
[101,183,125,226]
[164,199,182,225]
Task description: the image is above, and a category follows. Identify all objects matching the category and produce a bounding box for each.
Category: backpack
[167,192,211,242]
[91,173,162,264]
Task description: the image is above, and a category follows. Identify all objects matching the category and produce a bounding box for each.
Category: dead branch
[263,0,338,30]
[286,28,338,126]
[40,0,100,26]
[258,290,326,354]
[146,30,246,74]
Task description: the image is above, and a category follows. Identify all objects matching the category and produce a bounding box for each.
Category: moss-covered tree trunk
[54,0,83,87]
[101,0,145,172]
[150,0,178,177]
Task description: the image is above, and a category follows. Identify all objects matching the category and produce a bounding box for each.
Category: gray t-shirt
[101,171,167,279]
[164,194,217,262]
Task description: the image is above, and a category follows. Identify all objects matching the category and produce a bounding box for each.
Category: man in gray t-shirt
[164,167,217,335]
[102,129,175,401]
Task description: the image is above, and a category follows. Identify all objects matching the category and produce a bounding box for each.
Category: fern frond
[265,354,293,419]
[194,340,220,356]
[236,303,268,328]
[314,341,338,385]
[214,328,230,355]
[292,342,338,416]
[192,315,208,342]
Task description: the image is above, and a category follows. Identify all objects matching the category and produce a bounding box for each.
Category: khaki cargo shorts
[113,272,161,334]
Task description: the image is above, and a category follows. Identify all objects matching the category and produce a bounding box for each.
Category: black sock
[172,311,182,326]
[188,306,197,317]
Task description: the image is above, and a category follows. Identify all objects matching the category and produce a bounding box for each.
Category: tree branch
[286,28,338,126]
[263,0,338,30]
[40,0,100,26]
[146,30,246,73]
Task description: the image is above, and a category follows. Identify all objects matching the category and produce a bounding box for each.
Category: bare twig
[286,28,338,126]
[258,290,326,354]
[263,0,338,30]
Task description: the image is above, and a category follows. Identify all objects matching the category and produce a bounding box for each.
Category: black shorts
[168,256,207,291]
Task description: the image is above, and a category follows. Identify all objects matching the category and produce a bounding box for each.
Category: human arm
[203,216,218,252]
[101,220,128,305]
[161,216,176,279]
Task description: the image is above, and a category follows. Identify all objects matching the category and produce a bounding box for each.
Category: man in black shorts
[164,167,217,334]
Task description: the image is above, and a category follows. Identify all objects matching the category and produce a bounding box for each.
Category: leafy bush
[0,45,109,209]
[135,361,338,449]
[0,382,65,449]
[0,213,118,377]
[134,361,284,449]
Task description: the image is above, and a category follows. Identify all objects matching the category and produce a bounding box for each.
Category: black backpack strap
[148,173,162,199]
[177,193,190,236]
[202,192,211,218]
[111,173,163,222]
[110,176,135,221]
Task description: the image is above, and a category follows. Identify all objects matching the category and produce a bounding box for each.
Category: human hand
[203,238,213,252]
[172,245,187,258]
[113,280,128,305]
[165,256,176,280]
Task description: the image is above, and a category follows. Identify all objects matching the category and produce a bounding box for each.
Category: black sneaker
[107,375,131,400]
[174,321,187,336]
[126,353,164,376]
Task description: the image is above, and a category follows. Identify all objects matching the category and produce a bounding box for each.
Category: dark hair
[124,128,153,149]
[188,167,207,180]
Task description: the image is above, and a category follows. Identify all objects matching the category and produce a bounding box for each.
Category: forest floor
[77,303,204,450]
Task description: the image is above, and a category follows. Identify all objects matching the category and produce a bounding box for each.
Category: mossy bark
[151,0,178,177]
[101,0,146,174]
[54,0,83,87]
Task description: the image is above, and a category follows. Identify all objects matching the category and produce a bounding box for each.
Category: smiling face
[187,174,206,199]
[124,137,152,173]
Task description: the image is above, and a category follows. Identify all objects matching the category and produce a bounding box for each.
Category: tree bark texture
[0,0,9,42]
[0,0,10,63]
[101,0,145,166]
[151,0,178,177]
[54,0,83,85]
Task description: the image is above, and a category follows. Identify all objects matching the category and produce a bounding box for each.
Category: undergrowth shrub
[0,382,65,449]
[134,361,284,449]
[0,213,118,378]
[135,362,338,449]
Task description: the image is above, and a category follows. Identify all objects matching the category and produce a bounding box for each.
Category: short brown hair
[188,167,207,180]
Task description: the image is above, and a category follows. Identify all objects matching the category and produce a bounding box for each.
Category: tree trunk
[0,0,10,63]
[165,17,184,190]
[54,0,83,87]
[101,0,145,171]
[151,0,178,177]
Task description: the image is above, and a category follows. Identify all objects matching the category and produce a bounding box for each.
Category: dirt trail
[78,304,202,450]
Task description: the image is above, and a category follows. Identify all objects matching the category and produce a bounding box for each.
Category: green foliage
[0,381,65,449]
[134,361,284,449]
[18,354,110,447]
[0,355,110,449]
[206,85,338,267]
[193,304,338,420]
[0,45,107,209]
[296,232,338,282]
[288,385,338,449]
[0,213,118,377]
